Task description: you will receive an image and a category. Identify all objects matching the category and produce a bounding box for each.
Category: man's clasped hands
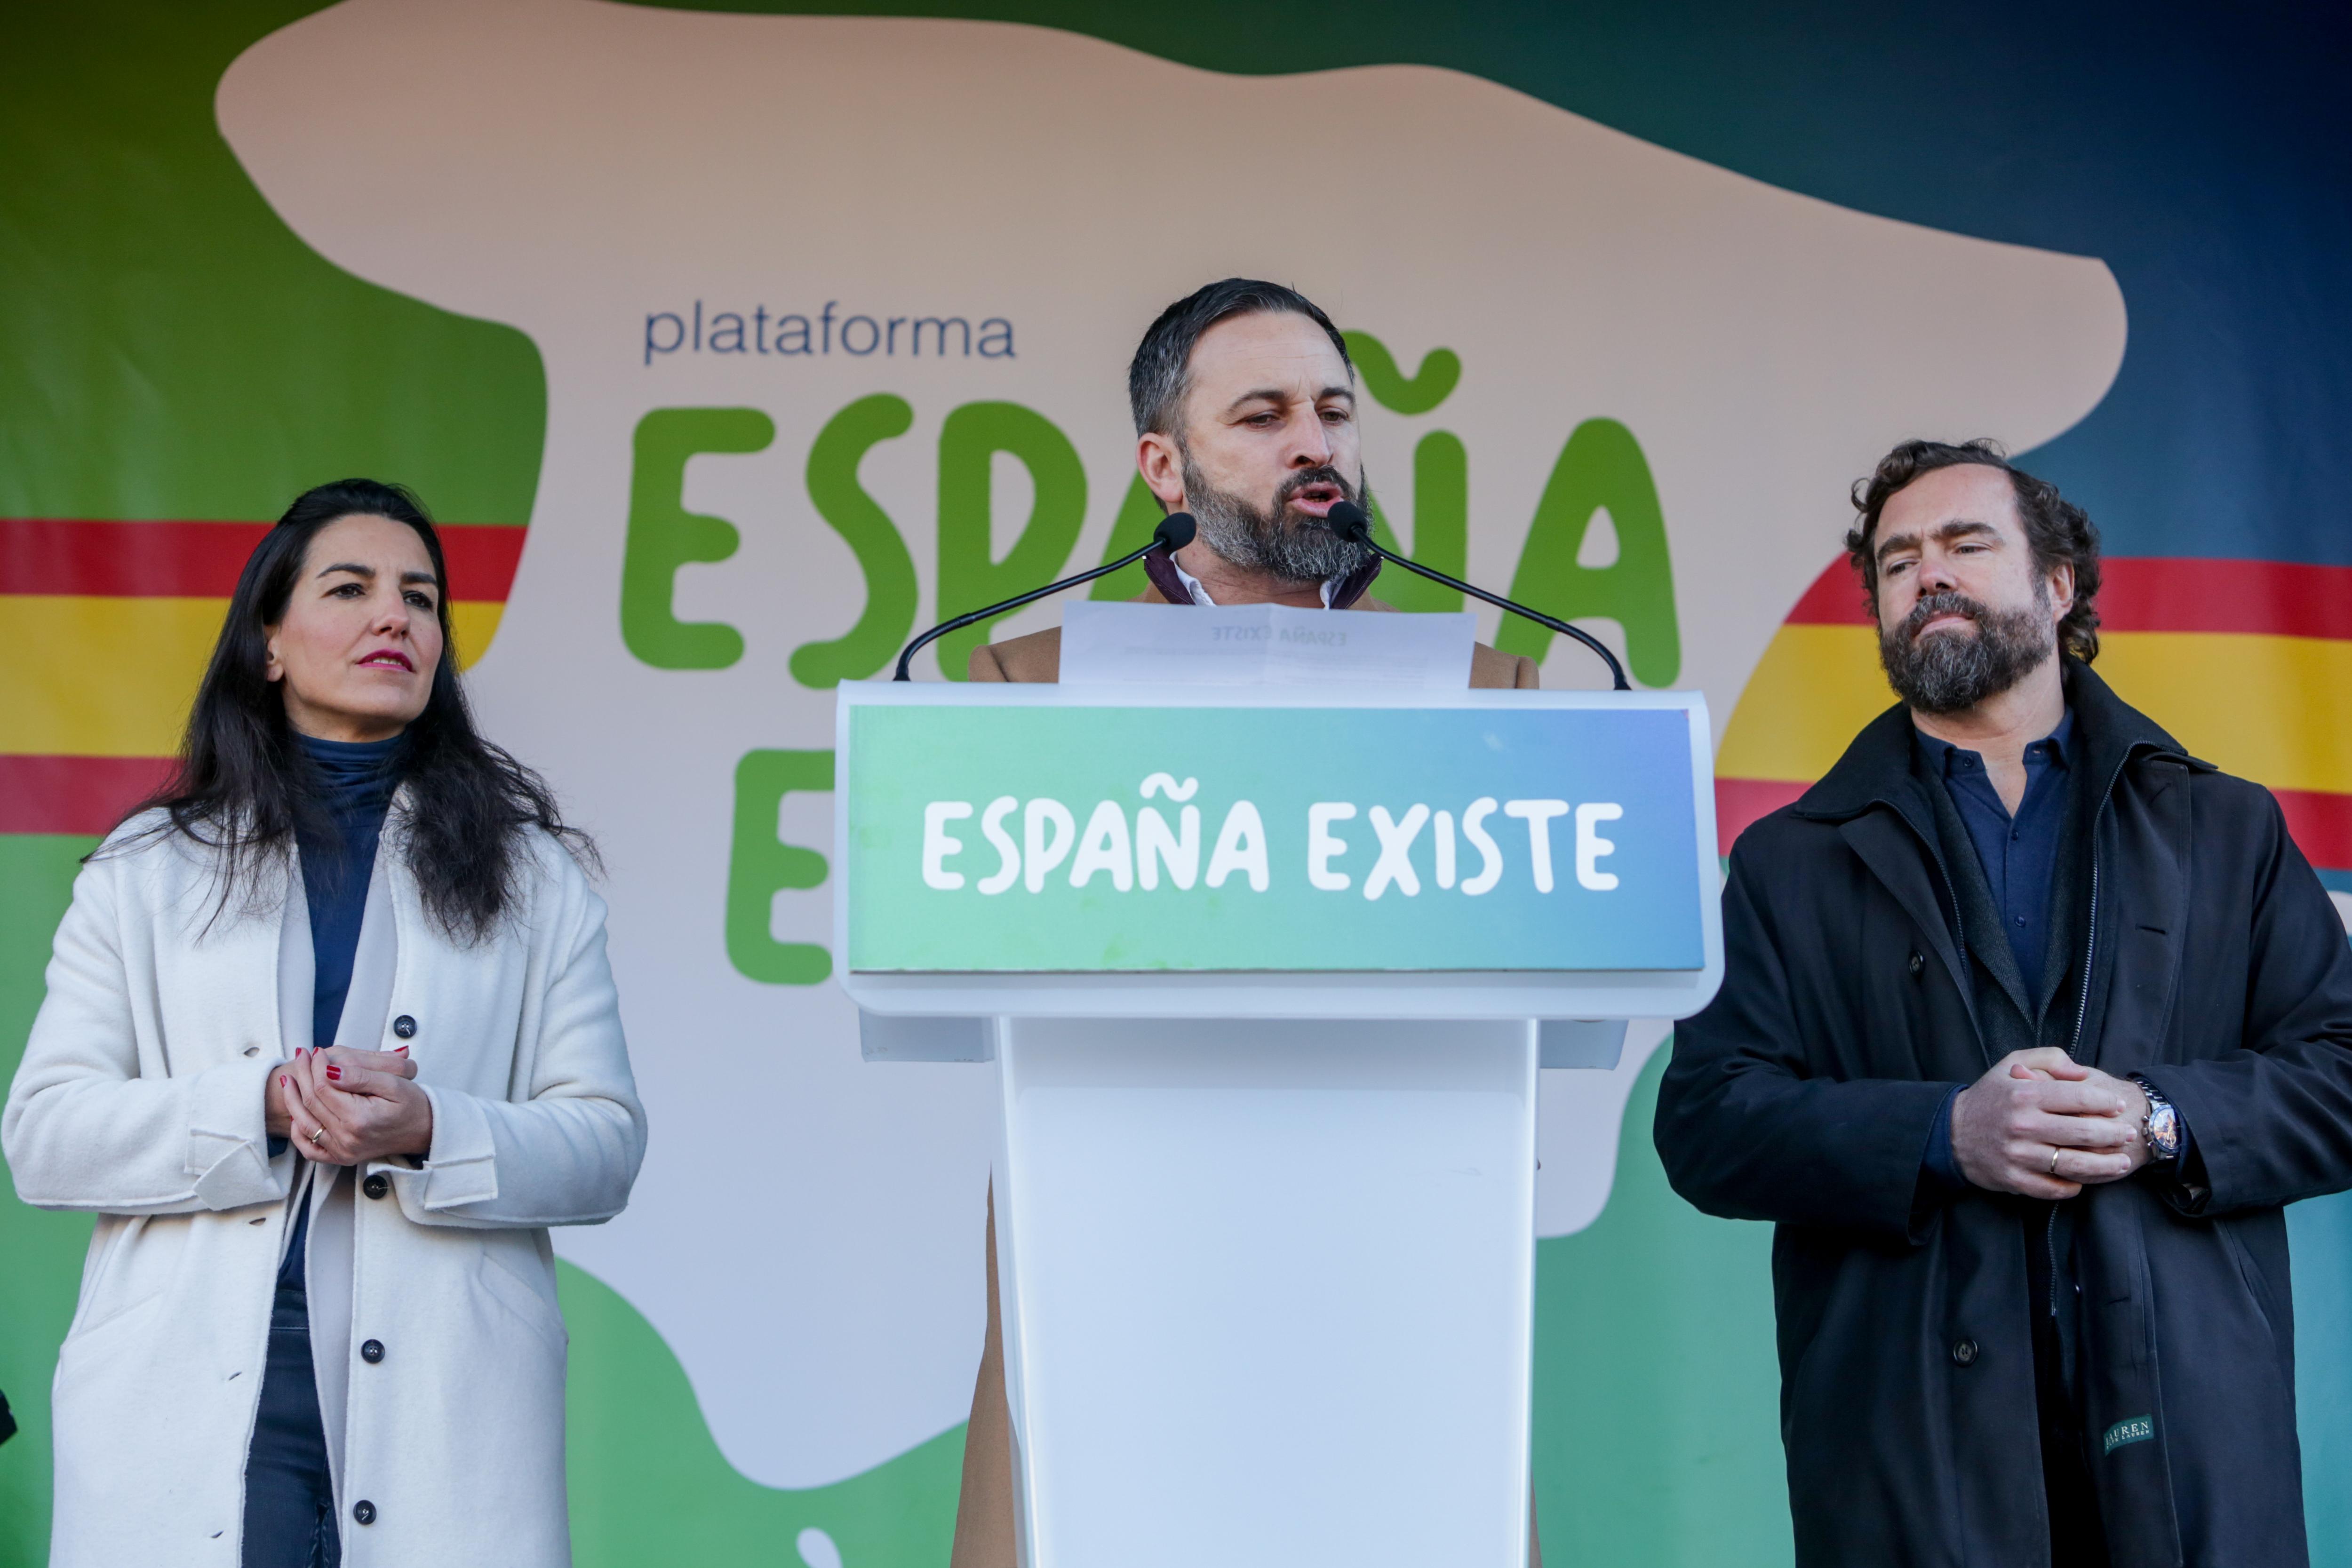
[1951,1046,2156,1199]
[263,1046,437,1166]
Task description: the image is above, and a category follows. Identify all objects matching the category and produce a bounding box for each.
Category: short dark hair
[1127,278,1352,438]
[1846,438,2103,663]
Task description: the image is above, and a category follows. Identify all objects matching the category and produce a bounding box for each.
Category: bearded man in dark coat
[1656,438,2352,1567]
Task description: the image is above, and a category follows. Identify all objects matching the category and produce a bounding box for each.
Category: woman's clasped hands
[264,1045,436,1165]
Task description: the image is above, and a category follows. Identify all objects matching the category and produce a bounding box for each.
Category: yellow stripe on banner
[1715,622,2352,796]
[450,601,504,667]
[0,597,507,757]
[1,597,222,756]
[2096,631,2352,797]
[1715,625,1890,782]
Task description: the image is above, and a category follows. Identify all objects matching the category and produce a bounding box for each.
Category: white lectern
[836,681,1720,1568]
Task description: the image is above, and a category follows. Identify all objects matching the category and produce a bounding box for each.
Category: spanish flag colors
[8,519,2350,908]
[0,519,521,835]
[1716,556,2352,896]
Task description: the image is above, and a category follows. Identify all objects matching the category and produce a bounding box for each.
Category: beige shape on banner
[221,0,2124,1487]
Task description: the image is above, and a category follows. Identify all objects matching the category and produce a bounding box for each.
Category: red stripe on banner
[444,527,525,602]
[2277,789,2352,874]
[0,521,269,597]
[1785,562,1872,626]
[0,755,176,836]
[1714,776,1810,855]
[0,519,525,601]
[2099,558,2352,642]
[1784,554,2352,639]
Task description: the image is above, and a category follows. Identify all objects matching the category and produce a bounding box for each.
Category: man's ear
[1137,430,1186,511]
[2048,560,2076,621]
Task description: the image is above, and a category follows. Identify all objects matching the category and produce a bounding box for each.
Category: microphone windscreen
[1326,499,1372,542]
[1156,511,1198,550]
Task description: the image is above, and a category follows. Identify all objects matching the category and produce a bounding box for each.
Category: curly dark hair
[104,478,592,941]
[1845,438,2102,663]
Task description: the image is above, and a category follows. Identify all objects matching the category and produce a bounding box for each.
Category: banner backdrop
[4,4,2348,1564]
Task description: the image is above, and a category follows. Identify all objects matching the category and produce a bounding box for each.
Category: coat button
[363,1173,390,1200]
[352,1500,377,1525]
[1908,951,1924,978]
[392,1014,417,1039]
[1950,1338,1980,1367]
[361,1339,385,1364]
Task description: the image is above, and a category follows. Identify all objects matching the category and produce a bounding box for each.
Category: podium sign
[835,680,1721,1568]
[835,683,1721,1019]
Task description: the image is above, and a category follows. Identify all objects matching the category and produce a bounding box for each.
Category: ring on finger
[2047,1146,2061,1175]
[309,1126,325,1146]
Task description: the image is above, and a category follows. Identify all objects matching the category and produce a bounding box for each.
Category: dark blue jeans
[241,1322,339,1567]
[243,1202,339,1568]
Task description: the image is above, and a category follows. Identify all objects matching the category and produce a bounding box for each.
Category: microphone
[893,512,1199,681]
[1326,500,1631,690]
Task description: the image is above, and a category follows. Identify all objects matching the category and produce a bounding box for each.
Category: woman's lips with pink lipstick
[358,648,415,671]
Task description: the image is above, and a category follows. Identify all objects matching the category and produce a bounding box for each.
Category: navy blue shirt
[274,732,407,1315]
[1917,711,2075,999]
[295,732,407,1052]
[1918,713,2073,1191]
[249,732,401,1568]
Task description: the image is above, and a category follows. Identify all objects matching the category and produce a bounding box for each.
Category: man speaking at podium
[951,278,1539,1566]
[1657,440,2352,1566]
[967,276,1538,688]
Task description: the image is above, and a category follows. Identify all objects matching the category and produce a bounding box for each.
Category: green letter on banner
[1343,331,1462,415]
[935,402,1086,680]
[794,394,919,687]
[1340,332,1467,613]
[726,748,832,985]
[1498,418,1681,686]
[1366,431,1469,613]
[621,407,774,669]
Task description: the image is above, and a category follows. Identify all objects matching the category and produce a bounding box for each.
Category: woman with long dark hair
[5,480,646,1568]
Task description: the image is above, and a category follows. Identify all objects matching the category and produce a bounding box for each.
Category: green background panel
[0,5,542,524]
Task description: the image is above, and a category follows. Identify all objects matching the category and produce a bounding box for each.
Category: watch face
[2147,1101,2182,1158]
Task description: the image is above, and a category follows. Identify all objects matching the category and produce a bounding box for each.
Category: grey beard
[1180,453,1374,585]
[1879,588,2056,714]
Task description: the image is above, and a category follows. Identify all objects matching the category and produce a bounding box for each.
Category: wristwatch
[2130,1074,2183,1162]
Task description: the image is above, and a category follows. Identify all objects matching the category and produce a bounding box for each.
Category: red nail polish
[279,1075,287,1087]
[325,1066,342,1081]
[394,1046,408,1055]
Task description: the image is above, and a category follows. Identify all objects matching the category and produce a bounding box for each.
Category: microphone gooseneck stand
[890,500,1629,689]
[893,513,1198,681]
[1326,500,1631,690]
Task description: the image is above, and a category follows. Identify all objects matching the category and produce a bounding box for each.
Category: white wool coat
[2,808,646,1568]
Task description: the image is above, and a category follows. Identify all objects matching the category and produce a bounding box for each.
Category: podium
[835,680,1721,1568]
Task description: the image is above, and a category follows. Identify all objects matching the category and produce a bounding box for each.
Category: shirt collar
[1913,707,2074,777]
[1167,554,1347,609]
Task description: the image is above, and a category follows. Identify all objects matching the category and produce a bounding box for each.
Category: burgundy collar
[1140,544,1381,610]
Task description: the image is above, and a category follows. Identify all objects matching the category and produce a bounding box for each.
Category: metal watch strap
[2130,1074,2183,1161]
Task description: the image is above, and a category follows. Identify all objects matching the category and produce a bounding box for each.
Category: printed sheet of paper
[1059,602,1477,688]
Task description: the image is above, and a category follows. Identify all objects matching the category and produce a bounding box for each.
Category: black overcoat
[1657,659,2352,1567]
